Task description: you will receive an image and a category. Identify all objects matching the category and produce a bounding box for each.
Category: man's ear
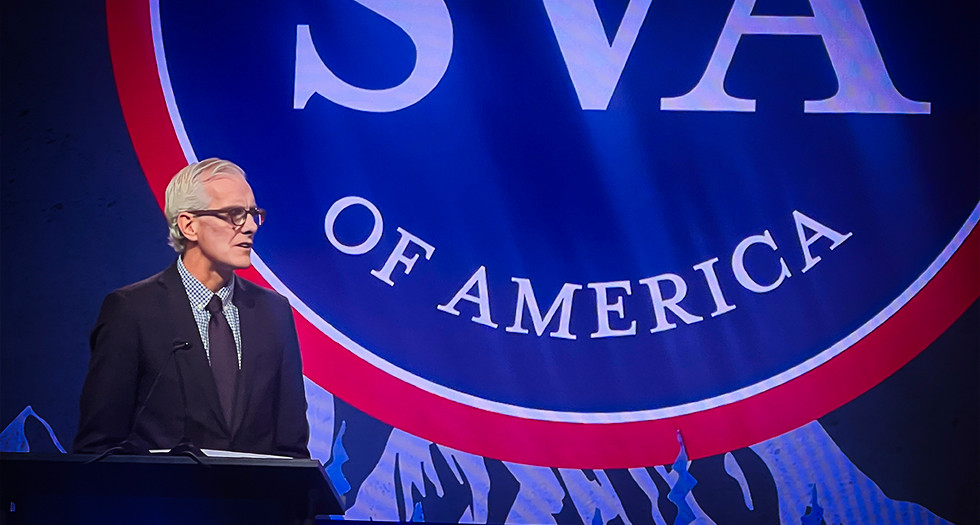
[177,212,199,243]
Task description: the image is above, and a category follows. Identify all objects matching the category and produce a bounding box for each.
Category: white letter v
[543,0,653,110]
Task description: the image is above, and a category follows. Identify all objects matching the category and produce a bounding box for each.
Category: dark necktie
[206,295,238,426]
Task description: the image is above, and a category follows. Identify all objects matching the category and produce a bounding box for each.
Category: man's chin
[225,257,253,273]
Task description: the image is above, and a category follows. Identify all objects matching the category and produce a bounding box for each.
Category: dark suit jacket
[73,262,310,458]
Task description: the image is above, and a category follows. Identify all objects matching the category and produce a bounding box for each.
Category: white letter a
[437,266,498,328]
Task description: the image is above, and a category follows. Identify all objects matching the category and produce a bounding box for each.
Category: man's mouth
[236,242,253,249]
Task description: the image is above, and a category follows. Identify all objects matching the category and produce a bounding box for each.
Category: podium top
[0,452,344,517]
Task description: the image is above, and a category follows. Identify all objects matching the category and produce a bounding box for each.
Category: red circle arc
[106,0,980,468]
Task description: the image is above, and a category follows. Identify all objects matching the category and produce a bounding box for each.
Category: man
[73,158,310,458]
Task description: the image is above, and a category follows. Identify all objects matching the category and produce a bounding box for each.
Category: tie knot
[206,295,224,316]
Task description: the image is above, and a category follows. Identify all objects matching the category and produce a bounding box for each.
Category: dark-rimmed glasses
[188,206,266,227]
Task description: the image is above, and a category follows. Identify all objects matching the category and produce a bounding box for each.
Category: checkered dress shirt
[177,257,242,368]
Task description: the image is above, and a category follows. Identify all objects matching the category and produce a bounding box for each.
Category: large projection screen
[1,0,977,523]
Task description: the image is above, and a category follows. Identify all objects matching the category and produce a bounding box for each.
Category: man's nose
[239,213,259,234]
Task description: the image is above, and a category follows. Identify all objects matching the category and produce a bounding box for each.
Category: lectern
[0,452,343,524]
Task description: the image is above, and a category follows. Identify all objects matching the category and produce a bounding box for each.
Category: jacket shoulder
[101,265,178,308]
[115,266,173,293]
[236,277,290,308]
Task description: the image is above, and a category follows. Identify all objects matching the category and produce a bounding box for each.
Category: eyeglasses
[188,206,266,227]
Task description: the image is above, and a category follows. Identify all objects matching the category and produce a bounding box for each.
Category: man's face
[185,175,259,273]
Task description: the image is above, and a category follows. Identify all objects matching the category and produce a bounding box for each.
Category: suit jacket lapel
[160,262,230,436]
[231,278,259,437]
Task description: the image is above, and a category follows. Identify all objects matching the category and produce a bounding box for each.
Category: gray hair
[164,158,246,253]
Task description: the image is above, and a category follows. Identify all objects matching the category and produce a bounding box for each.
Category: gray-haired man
[74,158,310,458]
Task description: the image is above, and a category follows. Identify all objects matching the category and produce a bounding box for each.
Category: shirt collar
[177,256,236,310]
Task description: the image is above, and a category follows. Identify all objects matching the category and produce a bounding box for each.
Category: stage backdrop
[1,0,977,523]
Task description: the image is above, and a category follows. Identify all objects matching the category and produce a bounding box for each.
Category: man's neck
[181,250,233,292]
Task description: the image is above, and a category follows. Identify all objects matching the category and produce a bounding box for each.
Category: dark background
[1,1,977,523]
[2,0,175,445]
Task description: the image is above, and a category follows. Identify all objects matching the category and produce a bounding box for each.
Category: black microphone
[132,340,192,432]
[87,340,193,462]
[168,342,207,462]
